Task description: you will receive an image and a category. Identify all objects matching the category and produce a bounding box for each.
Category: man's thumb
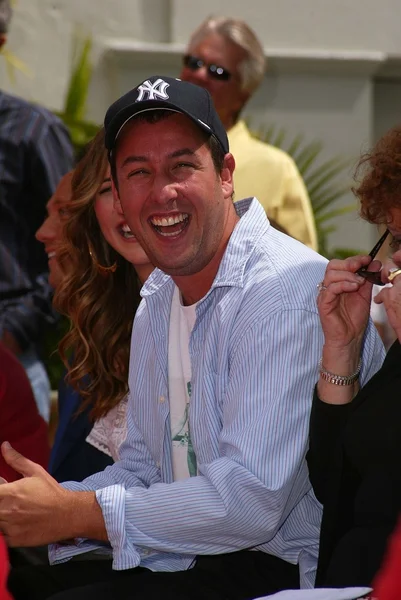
[1,442,40,478]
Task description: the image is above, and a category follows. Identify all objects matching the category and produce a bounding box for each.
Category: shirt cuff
[96,485,142,570]
[49,539,112,565]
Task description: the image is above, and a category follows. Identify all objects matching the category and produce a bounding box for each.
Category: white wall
[173,0,399,53]
[1,0,171,110]
[4,0,401,251]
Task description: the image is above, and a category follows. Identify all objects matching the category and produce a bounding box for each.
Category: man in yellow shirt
[180,16,318,250]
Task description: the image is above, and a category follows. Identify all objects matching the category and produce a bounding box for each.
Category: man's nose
[152,178,180,205]
[191,65,210,84]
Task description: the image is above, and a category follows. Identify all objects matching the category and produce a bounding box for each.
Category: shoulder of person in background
[0,342,49,482]
[0,89,75,193]
[228,120,300,172]
[228,120,317,250]
[372,514,401,600]
[0,534,12,600]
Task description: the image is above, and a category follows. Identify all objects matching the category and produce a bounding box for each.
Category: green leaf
[314,205,356,225]
[286,133,305,158]
[63,32,93,121]
[313,186,353,214]
[294,143,323,176]
[307,166,350,201]
[318,225,337,236]
[0,47,33,83]
[248,121,359,258]
[55,31,102,157]
[329,247,369,260]
[304,157,351,189]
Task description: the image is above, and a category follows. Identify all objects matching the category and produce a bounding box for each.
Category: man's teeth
[151,213,188,227]
[48,252,56,258]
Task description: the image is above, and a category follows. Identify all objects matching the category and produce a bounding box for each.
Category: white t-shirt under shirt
[87,285,198,480]
[168,285,198,481]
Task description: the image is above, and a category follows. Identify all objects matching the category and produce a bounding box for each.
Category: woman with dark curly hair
[307,126,401,589]
[36,128,153,481]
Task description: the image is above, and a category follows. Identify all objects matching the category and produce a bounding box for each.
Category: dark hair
[0,0,12,34]
[353,126,401,224]
[110,110,226,186]
[54,128,142,420]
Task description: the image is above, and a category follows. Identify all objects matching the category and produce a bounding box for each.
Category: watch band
[319,358,362,386]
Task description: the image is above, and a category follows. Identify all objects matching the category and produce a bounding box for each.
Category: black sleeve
[306,386,352,503]
[2,273,58,351]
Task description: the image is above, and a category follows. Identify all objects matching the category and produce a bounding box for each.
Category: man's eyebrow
[121,156,148,168]
[168,148,196,159]
[120,148,197,168]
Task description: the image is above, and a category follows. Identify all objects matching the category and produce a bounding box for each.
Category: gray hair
[0,0,12,34]
[187,15,266,95]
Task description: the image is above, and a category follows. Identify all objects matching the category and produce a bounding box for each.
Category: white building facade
[4,0,401,251]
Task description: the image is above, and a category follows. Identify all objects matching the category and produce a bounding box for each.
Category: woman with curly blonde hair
[36,128,153,480]
[307,126,401,588]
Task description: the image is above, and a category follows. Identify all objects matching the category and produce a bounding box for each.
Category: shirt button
[156,461,161,469]
[159,395,165,403]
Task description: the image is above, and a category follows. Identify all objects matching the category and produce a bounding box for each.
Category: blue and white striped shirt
[51,198,384,588]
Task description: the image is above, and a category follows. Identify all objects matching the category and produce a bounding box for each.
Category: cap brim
[106,100,213,154]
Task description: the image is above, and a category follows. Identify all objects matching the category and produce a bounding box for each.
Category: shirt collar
[141,197,268,297]
[211,197,268,288]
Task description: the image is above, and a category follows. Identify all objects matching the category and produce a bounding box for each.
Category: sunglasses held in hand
[356,229,390,286]
[183,54,232,81]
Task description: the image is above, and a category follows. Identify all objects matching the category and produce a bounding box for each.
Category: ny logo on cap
[136,78,170,102]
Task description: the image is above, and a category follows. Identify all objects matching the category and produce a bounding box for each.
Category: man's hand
[375,250,401,344]
[317,255,378,351]
[0,442,107,547]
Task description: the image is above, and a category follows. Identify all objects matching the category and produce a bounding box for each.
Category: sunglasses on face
[183,54,232,81]
[356,229,390,286]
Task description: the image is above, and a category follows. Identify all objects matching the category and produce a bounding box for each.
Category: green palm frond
[64,33,92,121]
[249,122,358,258]
[294,143,323,176]
[330,248,366,260]
[303,156,350,188]
[306,161,351,200]
[312,185,353,215]
[0,47,33,83]
[57,31,100,156]
[314,205,356,226]
[286,133,306,157]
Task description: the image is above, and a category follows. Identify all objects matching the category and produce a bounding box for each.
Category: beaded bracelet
[318,358,362,386]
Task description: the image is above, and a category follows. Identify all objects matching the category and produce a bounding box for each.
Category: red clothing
[0,535,11,600]
[373,515,401,600]
[0,343,49,481]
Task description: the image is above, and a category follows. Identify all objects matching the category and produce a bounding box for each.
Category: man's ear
[0,35,7,50]
[220,153,235,199]
[111,178,123,215]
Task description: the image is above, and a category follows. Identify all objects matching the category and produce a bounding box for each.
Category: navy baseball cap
[104,75,229,156]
